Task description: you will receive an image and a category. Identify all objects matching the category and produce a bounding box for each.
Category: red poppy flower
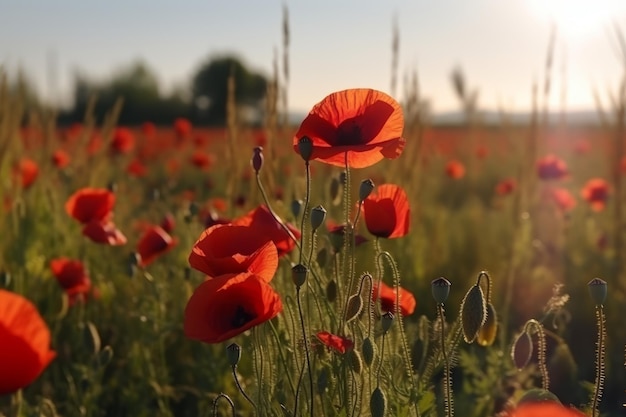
[174,118,192,139]
[49,258,92,303]
[536,155,568,181]
[137,225,178,267]
[184,272,282,344]
[507,402,585,417]
[293,89,405,168]
[14,158,39,189]
[82,220,127,246]
[549,187,577,213]
[52,150,70,169]
[65,188,115,224]
[362,184,410,239]
[87,133,103,156]
[189,224,278,281]
[110,127,135,154]
[142,121,156,137]
[160,213,175,233]
[190,151,215,170]
[581,178,610,212]
[445,160,465,179]
[495,178,517,196]
[316,331,354,354]
[232,205,300,257]
[373,281,416,316]
[127,159,148,177]
[0,290,56,395]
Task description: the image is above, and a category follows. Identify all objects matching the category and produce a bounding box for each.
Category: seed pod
[511,331,533,370]
[431,277,451,304]
[310,205,327,231]
[460,284,487,343]
[297,136,313,161]
[316,247,328,268]
[381,312,394,334]
[251,146,264,172]
[326,280,337,302]
[587,278,607,305]
[226,343,241,366]
[349,349,362,374]
[370,387,387,417]
[345,293,363,322]
[477,303,498,347]
[359,179,375,201]
[362,337,376,366]
[291,199,303,219]
[292,264,308,288]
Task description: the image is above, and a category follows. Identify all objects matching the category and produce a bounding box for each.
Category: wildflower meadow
[2,11,626,417]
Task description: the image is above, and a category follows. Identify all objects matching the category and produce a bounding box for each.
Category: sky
[2,0,626,114]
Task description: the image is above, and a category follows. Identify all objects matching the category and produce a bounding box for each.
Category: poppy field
[1,81,626,417]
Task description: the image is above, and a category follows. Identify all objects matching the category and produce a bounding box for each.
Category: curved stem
[231,366,256,413]
[296,287,314,417]
[213,393,236,417]
[299,161,311,264]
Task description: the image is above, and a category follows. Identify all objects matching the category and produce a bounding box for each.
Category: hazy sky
[2,0,626,114]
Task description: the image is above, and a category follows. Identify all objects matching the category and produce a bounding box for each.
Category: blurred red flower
[65,188,115,224]
[293,88,405,168]
[362,184,410,239]
[373,281,416,316]
[141,121,156,137]
[0,290,56,395]
[110,127,135,154]
[174,118,192,139]
[549,187,577,213]
[581,178,610,212]
[189,224,278,281]
[536,154,568,181]
[190,151,215,170]
[233,205,300,257]
[127,159,148,177]
[184,272,282,344]
[52,150,71,169]
[507,402,585,417]
[137,225,178,267]
[14,158,39,189]
[82,219,127,246]
[495,178,517,196]
[160,213,175,233]
[49,258,92,304]
[316,331,354,354]
[445,160,465,179]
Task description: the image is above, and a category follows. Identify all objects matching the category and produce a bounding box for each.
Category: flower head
[362,184,410,239]
[137,225,178,267]
[82,220,127,246]
[536,155,569,181]
[232,205,300,257]
[65,188,115,224]
[294,89,405,168]
[184,272,282,344]
[14,158,39,189]
[445,160,465,179]
[372,281,416,316]
[0,290,56,395]
[110,127,135,154]
[507,402,585,417]
[581,178,610,212]
[316,331,354,354]
[49,258,92,304]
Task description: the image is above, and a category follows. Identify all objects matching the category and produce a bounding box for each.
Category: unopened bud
[511,331,533,370]
[349,350,362,374]
[370,387,387,417]
[460,284,487,343]
[291,199,303,219]
[477,303,498,347]
[326,280,337,302]
[330,176,342,205]
[587,278,607,305]
[362,337,376,366]
[226,343,241,366]
[310,205,327,231]
[359,179,375,201]
[431,277,451,304]
[381,312,394,334]
[292,264,308,288]
[344,293,363,322]
[298,136,313,161]
[252,146,264,172]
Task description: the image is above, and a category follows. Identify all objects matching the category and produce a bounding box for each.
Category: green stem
[213,393,236,417]
[232,365,257,413]
[438,304,453,417]
[592,305,606,417]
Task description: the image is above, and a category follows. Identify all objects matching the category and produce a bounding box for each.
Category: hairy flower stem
[231,365,256,413]
[294,287,314,417]
[438,304,453,417]
[299,161,311,265]
[255,172,300,247]
[213,393,236,417]
[523,319,549,390]
[592,305,606,417]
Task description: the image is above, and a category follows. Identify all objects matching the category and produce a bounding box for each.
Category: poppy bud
[326,280,337,302]
[477,303,498,347]
[362,337,376,366]
[460,284,487,343]
[97,345,114,368]
[587,278,607,305]
[188,201,200,216]
[511,331,533,370]
[310,205,327,231]
[329,176,342,205]
[381,311,394,334]
[316,247,328,267]
[317,367,329,394]
[292,263,308,288]
[370,387,387,417]
[359,179,375,201]
[226,343,241,366]
[298,136,313,161]
[345,293,363,322]
[431,277,451,304]
[251,146,264,173]
[349,350,362,374]
[291,199,303,218]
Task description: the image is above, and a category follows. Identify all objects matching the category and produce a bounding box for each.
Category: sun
[529,0,623,39]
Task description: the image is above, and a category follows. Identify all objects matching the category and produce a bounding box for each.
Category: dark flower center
[231,305,256,329]
[336,118,363,146]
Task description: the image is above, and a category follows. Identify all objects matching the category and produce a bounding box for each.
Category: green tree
[191,55,267,125]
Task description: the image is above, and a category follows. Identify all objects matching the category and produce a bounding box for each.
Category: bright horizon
[2,0,626,115]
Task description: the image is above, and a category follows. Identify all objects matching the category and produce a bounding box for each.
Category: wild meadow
[2,17,626,417]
